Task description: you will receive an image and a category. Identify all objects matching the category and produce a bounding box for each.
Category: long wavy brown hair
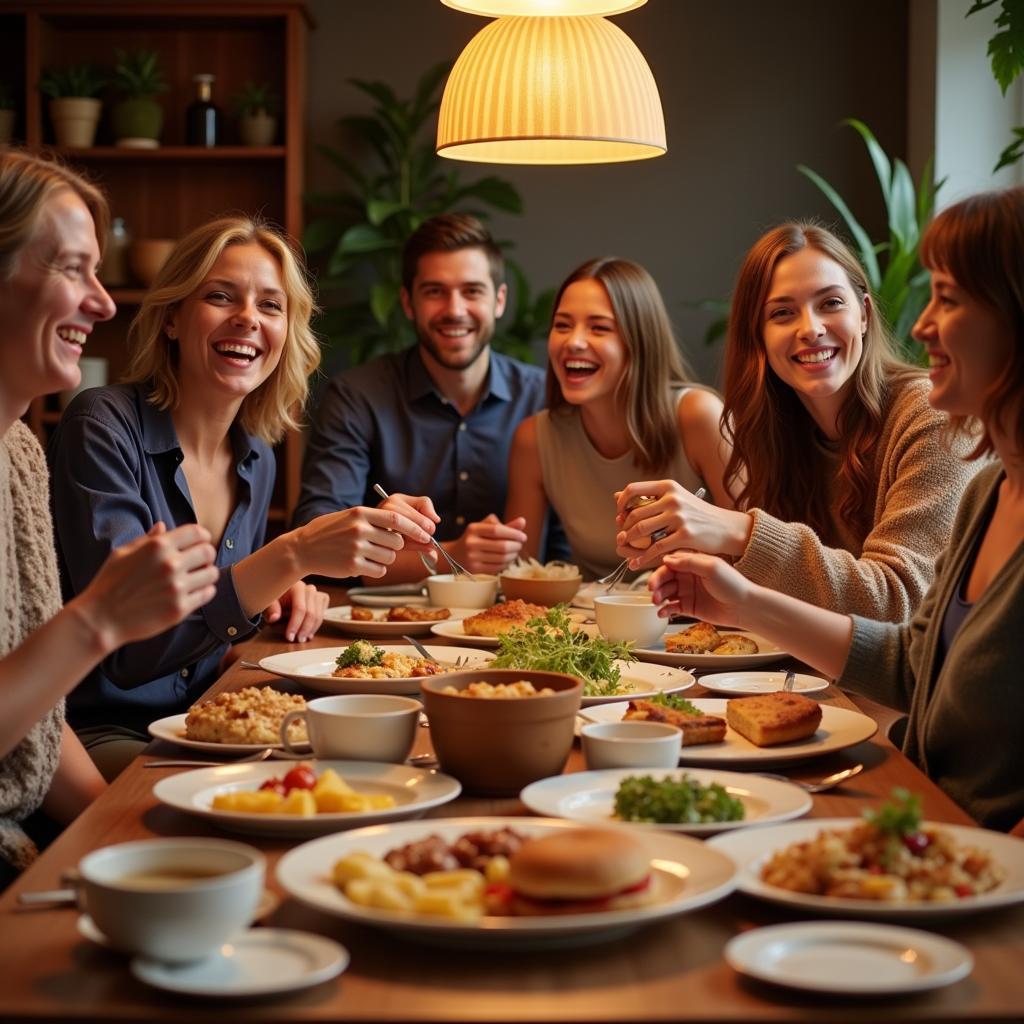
[920,187,1024,459]
[546,257,699,475]
[722,223,921,539]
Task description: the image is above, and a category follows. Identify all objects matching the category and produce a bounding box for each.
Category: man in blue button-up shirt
[295,214,564,580]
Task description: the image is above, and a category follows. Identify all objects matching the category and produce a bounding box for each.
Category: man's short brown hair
[401,213,504,292]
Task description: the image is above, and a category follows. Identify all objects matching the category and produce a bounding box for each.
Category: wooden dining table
[1,609,1021,1024]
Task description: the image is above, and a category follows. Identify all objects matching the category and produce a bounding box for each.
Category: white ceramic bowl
[78,837,264,962]
[581,720,682,770]
[425,573,499,609]
[280,694,421,761]
[594,593,667,647]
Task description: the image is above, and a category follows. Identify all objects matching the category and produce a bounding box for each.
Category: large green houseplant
[304,61,552,365]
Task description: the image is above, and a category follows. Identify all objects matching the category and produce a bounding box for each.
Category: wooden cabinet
[8,0,311,526]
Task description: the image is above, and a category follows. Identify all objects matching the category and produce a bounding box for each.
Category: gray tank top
[534,390,705,580]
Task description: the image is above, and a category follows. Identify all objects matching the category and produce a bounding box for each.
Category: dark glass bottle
[186,74,220,146]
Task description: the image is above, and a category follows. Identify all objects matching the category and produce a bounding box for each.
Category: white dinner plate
[276,816,737,950]
[152,759,461,837]
[579,699,876,765]
[519,768,811,836]
[258,644,495,695]
[709,819,1024,919]
[347,584,430,608]
[725,921,973,994]
[147,712,312,755]
[131,928,349,997]
[322,605,480,638]
[697,671,830,696]
[634,624,789,669]
[430,617,601,648]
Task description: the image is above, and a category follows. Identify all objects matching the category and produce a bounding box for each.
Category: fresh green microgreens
[490,605,634,696]
[864,788,923,837]
[614,773,745,824]
[647,692,703,716]
[336,640,384,669]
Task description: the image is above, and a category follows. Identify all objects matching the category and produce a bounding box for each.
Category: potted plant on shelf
[39,64,106,148]
[0,82,15,145]
[232,81,279,146]
[111,48,167,148]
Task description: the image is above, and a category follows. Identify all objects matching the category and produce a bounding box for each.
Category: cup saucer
[130,927,349,997]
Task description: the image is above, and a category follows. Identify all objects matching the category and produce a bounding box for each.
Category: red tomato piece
[282,765,318,792]
[258,778,286,796]
[902,832,930,855]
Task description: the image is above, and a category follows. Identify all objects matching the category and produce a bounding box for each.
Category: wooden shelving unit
[9,0,311,526]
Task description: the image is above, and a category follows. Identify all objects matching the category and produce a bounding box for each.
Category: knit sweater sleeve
[733,382,979,621]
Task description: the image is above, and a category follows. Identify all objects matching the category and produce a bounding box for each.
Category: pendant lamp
[436,15,666,165]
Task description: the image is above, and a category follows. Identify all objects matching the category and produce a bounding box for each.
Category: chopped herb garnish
[864,788,923,837]
[336,640,384,669]
[647,692,703,716]
[614,773,745,824]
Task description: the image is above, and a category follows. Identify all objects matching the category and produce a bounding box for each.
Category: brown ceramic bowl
[498,574,582,607]
[129,239,176,286]
[420,669,582,796]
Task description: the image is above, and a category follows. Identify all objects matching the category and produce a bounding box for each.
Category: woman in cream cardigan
[618,223,978,621]
[649,188,1024,832]
[0,150,219,881]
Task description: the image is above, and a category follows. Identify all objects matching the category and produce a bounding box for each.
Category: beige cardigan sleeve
[733,382,980,622]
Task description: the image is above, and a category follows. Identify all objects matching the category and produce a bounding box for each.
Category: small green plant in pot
[111,48,167,148]
[39,64,107,147]
[232,81,279,146]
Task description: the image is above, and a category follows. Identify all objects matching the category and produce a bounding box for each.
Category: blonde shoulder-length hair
[124,215,320,444]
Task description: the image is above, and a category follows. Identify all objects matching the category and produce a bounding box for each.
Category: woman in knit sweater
[0,150,219,880]
[649,188,1024,832]
[617,223,978,621]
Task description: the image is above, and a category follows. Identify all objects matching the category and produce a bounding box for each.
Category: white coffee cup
[594,593,667,647]
[280,694,421,761]
[78,837,264,962]
[581,720,682,769]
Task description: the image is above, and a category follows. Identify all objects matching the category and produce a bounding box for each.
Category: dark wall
[306,0,909,383]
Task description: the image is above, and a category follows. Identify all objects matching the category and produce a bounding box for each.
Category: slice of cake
[725,691,822,747]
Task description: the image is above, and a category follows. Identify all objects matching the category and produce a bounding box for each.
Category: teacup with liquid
[78,837,264,962]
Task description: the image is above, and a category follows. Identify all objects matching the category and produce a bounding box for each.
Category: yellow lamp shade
[440,1,647,15]
[437,16,666,165]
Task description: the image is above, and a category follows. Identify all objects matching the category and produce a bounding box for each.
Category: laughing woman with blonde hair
[50,215,438,778]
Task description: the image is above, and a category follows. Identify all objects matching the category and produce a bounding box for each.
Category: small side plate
[725,921,972,994]
[698,671,829,696]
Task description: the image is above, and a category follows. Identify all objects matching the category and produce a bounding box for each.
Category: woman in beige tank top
[505,258,733,580]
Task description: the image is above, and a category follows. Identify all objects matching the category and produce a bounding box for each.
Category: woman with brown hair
[505,257,732,580]
[49,215,437,778]
[617,223,978,620]
[649,188,1024,831]
[0,149,219,880]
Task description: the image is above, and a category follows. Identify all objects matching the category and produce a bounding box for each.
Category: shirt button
[458,422,467,432]
[180,668,189,678]
[225,538,234,550]
[455,515,465,526]
[459,471,469,481]
[227,626,238,637]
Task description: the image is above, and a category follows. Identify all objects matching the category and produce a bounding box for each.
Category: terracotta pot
[129,239,176,286]
[49,97,101,148]
[239,112,276,146]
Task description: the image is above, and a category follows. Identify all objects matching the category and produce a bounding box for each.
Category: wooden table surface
[1,622,1021,1024]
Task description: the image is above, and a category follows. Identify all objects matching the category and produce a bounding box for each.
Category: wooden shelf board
[53,146,286,161]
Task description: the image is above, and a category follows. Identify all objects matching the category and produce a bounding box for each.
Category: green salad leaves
[336,640,384,669]
[646,692,704,716]
[614,773,745,824]
[490,605,634,696]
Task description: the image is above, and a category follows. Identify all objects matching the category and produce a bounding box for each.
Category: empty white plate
[697,671,829,696]
[725,920,972,994]
[130,928,348,996]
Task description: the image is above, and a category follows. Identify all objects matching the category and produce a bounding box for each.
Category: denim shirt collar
[404,345,512,406]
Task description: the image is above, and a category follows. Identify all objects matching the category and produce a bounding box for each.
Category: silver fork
[145,748,275,769]
[599,486,707,592]
[373,483,471,577]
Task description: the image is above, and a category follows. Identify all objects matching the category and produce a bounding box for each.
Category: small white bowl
[594,593,667,647]
[425,573,499,609]
[581,720,682,770]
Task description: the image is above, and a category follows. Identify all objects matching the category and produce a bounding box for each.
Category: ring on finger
[650,528,669,543]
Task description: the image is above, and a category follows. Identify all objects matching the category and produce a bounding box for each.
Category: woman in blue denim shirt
[50,215,437,778]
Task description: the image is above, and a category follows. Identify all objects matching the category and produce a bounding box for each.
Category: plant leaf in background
[968,0,1024,171]
[797,118,942,364]
[304,61,543,365]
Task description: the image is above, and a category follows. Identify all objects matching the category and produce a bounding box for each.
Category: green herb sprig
[490,605,633,696]
[614,773,745,824]
[864,788,923,837]
[336,640,384,669]
[647,692,703,716]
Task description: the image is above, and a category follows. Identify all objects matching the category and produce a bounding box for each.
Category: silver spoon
[758,763,864,793]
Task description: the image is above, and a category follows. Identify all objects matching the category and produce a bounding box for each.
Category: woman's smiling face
[548,278,628,407]
[761,245,868,431]
[166,242,288,405]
